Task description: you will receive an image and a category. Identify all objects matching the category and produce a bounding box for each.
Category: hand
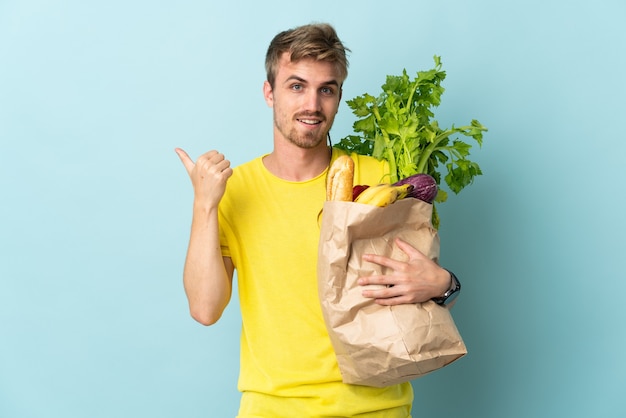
[175,148,233,209]
[357,237,451,305]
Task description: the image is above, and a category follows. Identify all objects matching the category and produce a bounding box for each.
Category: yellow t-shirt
[219,148,414,418]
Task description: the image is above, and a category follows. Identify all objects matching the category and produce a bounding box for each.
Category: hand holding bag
[317,198,467,387]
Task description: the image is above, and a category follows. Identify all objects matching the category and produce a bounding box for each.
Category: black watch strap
[432,269,461,306]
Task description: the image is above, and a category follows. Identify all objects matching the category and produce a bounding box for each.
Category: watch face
[450,273,460,291]
[444,289,460,306]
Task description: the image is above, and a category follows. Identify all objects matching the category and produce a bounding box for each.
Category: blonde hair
[265,23,350,88]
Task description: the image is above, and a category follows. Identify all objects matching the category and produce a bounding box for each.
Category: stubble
[274,110,331,150]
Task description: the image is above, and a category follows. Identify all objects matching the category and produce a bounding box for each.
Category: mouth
[298,118,321,125]
[296,113,324,126]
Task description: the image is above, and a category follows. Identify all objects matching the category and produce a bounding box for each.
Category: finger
[362,238,424,268]
[361,253,403,271]
[357,274,395,287]
[360,281,423,305]
[361,283,405,300]
[174,148,195,174]
[394,237,426,259]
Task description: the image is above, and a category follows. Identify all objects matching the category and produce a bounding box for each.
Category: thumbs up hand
[175,148,233,210]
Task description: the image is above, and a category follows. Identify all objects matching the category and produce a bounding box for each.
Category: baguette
[326,155,354,201]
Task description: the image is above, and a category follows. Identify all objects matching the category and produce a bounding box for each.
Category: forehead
[276,52,343,85]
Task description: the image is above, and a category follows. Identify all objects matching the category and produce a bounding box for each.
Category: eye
[291,84,303,91]
[321,86,336,95]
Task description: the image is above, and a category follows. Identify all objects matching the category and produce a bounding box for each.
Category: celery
[336,56,488,228]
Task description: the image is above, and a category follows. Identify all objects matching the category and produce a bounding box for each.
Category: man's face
[264,53,343,150]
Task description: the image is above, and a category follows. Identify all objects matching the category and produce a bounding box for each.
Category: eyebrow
[285,75,340,88]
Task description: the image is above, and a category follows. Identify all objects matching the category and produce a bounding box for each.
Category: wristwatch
[432,269,461,306]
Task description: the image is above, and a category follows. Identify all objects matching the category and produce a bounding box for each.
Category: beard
[274,111,331,149]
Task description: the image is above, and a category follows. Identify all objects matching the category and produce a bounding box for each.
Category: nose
[303,90,322,112]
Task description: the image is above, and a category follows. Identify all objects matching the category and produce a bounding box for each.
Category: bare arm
[175,148,234,325]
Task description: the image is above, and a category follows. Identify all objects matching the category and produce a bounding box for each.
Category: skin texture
[261,53,341,181]
[175,53,452,325]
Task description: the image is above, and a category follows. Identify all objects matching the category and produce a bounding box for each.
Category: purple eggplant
[393,173,438,203]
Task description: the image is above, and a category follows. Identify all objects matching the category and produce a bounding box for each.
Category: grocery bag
[317,198,467,387]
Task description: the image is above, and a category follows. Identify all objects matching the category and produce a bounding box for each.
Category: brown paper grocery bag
[317,198,467,387]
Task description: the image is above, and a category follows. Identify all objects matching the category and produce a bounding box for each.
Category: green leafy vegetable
[336,55,488,228]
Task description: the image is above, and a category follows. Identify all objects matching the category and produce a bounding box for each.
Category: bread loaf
[326,155,354,201]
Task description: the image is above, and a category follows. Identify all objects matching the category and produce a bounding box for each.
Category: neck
[263,142,332,182]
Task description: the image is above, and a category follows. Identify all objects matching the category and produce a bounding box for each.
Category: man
[175,23,458,418]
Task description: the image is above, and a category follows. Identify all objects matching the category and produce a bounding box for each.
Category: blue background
[1,1,625,417]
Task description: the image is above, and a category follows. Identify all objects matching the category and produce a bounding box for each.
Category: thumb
[174,148,195,174]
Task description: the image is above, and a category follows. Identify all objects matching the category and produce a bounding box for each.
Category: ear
[263,81,274,107]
